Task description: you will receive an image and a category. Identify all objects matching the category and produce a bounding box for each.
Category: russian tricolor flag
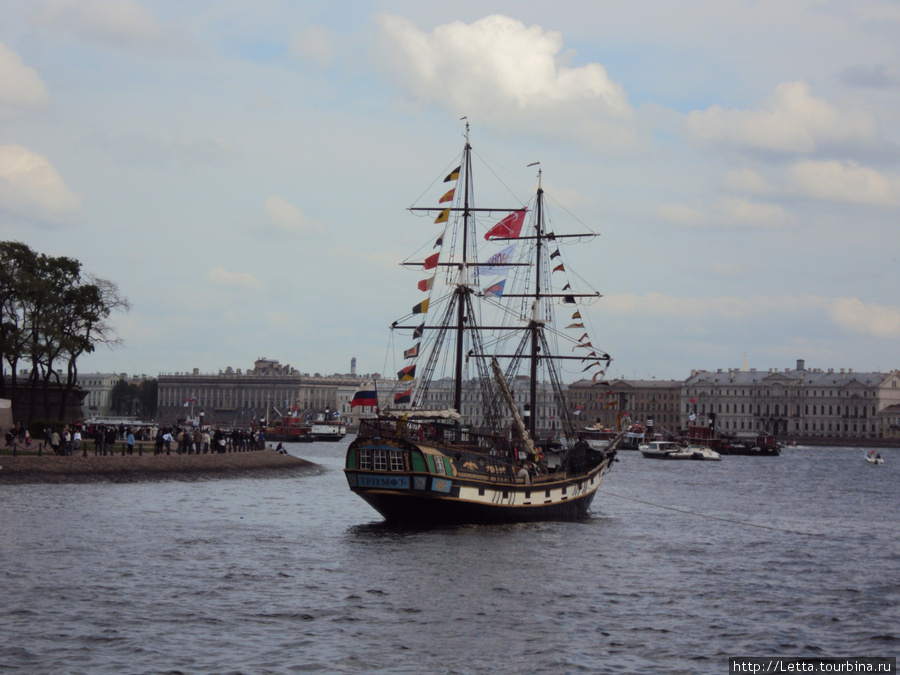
[350,390,378,408]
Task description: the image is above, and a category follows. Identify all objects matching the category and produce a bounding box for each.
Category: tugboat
[265,415,313,443]
[344,124,620,525]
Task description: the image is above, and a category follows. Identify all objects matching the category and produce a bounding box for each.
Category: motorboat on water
[640,441,695,460]
[865,450,884,465]
[684,444,721,461]
[311,416,347,442]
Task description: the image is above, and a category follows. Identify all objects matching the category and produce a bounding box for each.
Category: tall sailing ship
[344,124,621,525]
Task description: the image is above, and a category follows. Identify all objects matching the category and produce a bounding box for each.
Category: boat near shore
[681,425,780,456]
[310,417,347,442]
[344,124,620,525]
[640,441,694,460]
[265,416,313,443]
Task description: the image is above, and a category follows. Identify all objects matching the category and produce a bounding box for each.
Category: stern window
[374,450,387,471]
[359,449,372,470]
[390,450,404,471]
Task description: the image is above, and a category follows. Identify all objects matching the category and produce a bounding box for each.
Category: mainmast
[528,169,544,439]
[453,122,473,414]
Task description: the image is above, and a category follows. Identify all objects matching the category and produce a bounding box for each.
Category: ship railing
[358,416,513,451]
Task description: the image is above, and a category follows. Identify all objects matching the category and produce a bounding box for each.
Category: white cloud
[658,197,790,229]
[602,293,900,340]
[602,293,807,321]
[0,144,81,226]
[375,14,634,144]
[264,197,321,234]
[724,167,773,194]
[603,293,900,340]
[829,298,900,339]
[207,266,261,290]
[657,203,708,226]
[789,160,900,207]
[0,40,49,118]
[685,81,879,154]
[289,25,335,68]
[32,0,163,50]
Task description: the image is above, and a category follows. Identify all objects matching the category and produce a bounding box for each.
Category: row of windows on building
[158,389,337,410]
[688,388,879,398]
[698,402,877,417]
[716,419,874,433]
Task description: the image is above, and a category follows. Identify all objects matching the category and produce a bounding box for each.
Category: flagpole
[373,376,380,415]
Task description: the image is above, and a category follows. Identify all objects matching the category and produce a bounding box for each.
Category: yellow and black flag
[444,166,460,182]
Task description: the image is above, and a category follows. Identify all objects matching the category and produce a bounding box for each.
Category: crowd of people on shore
[3,421,272,457]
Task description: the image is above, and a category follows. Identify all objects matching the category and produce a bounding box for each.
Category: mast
[454,122,472,414]
[528,169,543,439]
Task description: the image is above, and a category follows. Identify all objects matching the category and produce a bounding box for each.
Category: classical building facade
[683,361,900,440]
[157,358,386,428]
[567,360,900,442]
[568,379,683,436]
[156,356,900,440]
[78,373,124,417]
[879,405,900,442]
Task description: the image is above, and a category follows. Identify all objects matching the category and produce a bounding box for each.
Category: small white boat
[640,441,695,460]
[685,445,721,461]
[865,451,884,465]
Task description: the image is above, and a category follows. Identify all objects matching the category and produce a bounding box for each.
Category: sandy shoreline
[0,450,319,484]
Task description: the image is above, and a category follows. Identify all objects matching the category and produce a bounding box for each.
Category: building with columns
[567,378,683,437]
[567,359,900,442]
[157,358,387,428]
[683,360,900,440]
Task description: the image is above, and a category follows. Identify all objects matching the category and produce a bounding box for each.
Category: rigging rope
[598,489,822,537]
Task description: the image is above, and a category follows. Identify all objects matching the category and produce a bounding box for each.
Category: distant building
[78,373,124,417]
[683,360,900,440]
[568,378,683,436]
[879,404,900,442]
[79,372,154,420]
[568,359,900,442]
[157,358,385,428]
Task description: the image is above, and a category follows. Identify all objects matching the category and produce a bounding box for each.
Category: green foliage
[28,419,67,439]
[0,240,131,422]
[110,377,158,418]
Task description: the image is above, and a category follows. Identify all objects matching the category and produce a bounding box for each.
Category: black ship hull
[345,428,615,526]
[349,483,599,525]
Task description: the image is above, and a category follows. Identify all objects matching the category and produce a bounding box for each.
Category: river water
[1,440,897,674]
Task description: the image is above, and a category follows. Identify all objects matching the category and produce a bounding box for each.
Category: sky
[1,0,899,383]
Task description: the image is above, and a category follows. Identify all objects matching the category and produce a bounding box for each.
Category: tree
[139,379,158,418]
[0,241,130,423]
[110,379,133,416]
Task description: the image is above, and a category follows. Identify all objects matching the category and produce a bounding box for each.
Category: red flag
[418,277,434,292]
[484,210,526,240]
[424,252,439,270]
